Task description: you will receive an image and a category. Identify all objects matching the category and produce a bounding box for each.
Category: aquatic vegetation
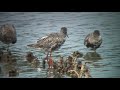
[45,51,92,78]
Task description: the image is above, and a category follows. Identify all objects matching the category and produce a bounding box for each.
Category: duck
[28,27,68,68]
[0,24,17,51]
[84,30,102,51]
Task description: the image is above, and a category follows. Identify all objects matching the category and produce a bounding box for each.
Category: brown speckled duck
[28,27,68,68]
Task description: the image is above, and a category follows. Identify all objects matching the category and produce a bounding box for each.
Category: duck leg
[43,52,49,69]
[44,52,49,61]
[47,51,54,75]
[48,51,53,69]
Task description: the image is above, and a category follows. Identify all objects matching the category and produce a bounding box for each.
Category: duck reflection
[0,50,2,62]
[0,63,19,77]
[0,51,16,63]
[0,50,19,77]
[83,51,102,61]
[0,66,1,74]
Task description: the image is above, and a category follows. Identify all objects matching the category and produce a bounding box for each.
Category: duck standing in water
[28,27,68,68]
[0,24,17,51]
[84,30,102,51]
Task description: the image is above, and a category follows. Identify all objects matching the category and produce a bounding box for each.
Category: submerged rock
[72,51,83,58]
[26,52,40,68]
[9,68,19,77]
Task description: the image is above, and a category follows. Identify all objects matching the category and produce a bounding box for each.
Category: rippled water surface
[0,12,120,78]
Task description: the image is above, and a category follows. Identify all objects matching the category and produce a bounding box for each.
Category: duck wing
[84,34,91,46]
[94,36,102,48]
[28,33,65,51]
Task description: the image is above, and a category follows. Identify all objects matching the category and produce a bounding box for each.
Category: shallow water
[0,12,120,78]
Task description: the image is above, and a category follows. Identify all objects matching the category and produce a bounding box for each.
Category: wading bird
[84,30,102,51]
[0,24,17,51]
[28,27,68,68]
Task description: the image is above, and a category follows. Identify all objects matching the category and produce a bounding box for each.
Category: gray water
[0,12,120,78]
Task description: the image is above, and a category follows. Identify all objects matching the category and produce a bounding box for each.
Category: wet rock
[26,52,40,68]
[9,68,19,77]
[45,51,92,78]
[31,59,40,68]
[26,52,36,63]
[67,70,79,78]
[54,72,63,78]
[77,61,82,70]
[72,51,83,58]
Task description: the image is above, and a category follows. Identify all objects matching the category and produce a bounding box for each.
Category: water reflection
[83,51,102,61]
[1,63,19,77]
[0,51,19,77]
[0,66,1,74]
